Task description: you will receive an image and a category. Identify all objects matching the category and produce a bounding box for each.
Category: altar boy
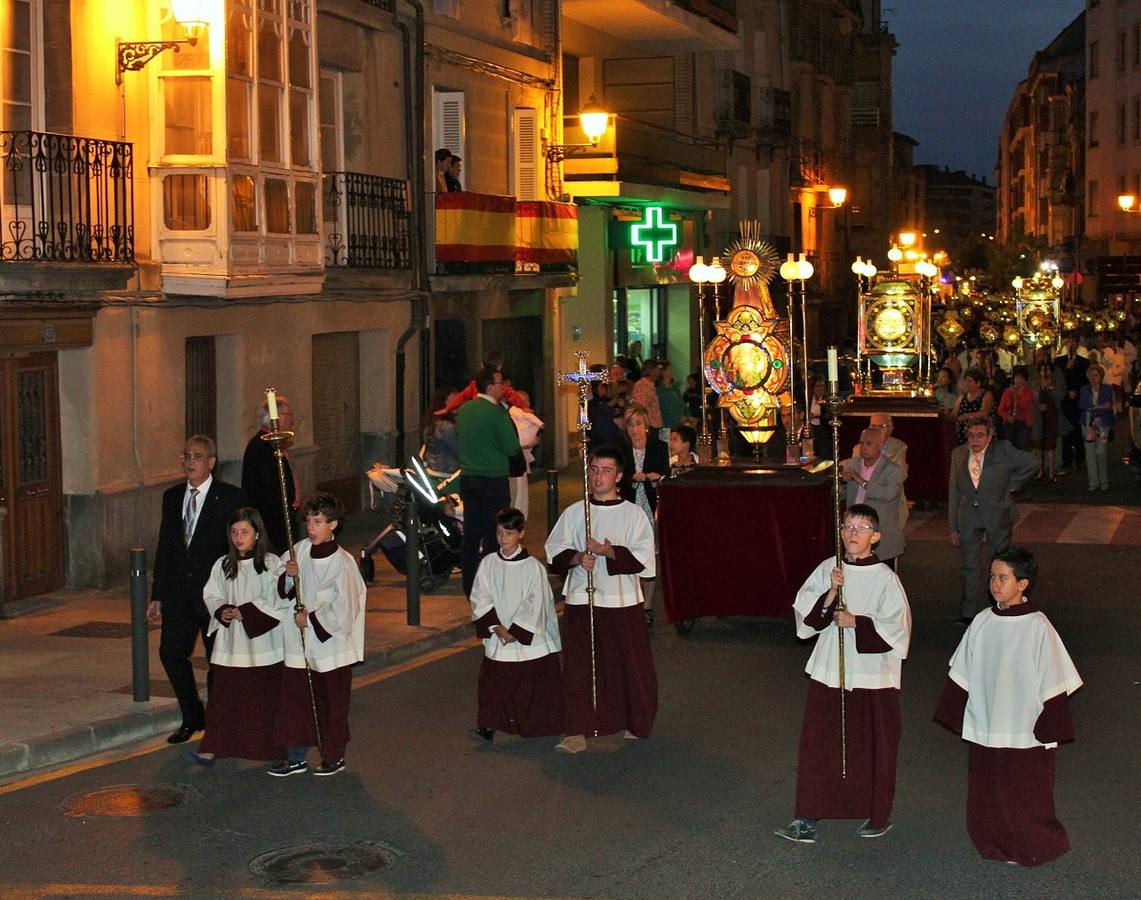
[776,503,911,844]
[269,492,366,777]
[469,507,563,742]
[546,444,657,754]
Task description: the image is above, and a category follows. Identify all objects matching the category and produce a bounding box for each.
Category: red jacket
[998,385,1035,427]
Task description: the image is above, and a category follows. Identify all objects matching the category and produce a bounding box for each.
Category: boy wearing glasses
[775,503,912,844]
[546,444,657,754]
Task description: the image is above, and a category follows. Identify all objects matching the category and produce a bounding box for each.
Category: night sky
[890,0,1083,183]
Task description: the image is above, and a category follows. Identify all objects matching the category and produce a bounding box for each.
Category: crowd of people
[935,330,1138,491]
[141,333,1111,867]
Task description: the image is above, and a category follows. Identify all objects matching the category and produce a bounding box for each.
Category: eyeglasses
[180,452,211,463]
[841,524,876,534]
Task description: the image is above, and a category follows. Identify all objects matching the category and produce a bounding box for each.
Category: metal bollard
[404,487,421,626]
[546,468,559,536]
[128,547,150,702]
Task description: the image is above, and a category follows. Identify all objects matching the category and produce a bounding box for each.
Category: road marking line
[1056,506,1125,544]
[0,640,479,796]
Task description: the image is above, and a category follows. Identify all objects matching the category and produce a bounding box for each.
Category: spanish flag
[516,200,578,271]
[435,192,516,273]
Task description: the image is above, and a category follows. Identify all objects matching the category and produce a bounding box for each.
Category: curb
[0,619,477,780]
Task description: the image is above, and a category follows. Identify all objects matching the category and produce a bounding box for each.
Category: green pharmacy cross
[631,206,679,263]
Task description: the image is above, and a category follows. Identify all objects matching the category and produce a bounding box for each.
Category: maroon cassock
[273,666,353,762]
[199,602,284,761]
[561,603,658,739]
[794,681,901,828]
[476,655,565,737]
[935,680,1075,866]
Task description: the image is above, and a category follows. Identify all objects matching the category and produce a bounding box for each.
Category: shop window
[164,174,210,230]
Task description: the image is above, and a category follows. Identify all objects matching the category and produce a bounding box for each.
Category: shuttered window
[433,90,465,172]
[185,336,217,440]
[512,107,537,199]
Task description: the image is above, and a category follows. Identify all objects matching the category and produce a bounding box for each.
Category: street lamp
[116,0,209,85]
[546,95,611,164]
[688,256,717,454]
[1118,193,1138,212]
[779,252,814,455]
[808,185,849,217]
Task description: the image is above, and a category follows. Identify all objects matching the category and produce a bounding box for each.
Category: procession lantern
[856,276,929,394]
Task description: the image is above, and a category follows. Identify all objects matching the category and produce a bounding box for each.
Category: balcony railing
[1,131,134,263]
[322,171,412,269]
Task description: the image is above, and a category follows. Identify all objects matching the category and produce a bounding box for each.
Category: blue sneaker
[775,819,817,844]
[856,820,893,839]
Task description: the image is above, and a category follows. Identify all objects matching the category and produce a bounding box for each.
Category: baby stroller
[363,455,463,592]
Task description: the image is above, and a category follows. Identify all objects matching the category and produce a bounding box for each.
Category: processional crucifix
[557,351,608,711]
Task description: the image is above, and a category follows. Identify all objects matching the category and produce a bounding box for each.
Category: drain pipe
[393,0,430,465]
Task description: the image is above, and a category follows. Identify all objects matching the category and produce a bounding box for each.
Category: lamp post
[544,95,611,200]
[779,252,815,456]
[688,256,714,456]
[117,0,209,85]
[706,257,728,451]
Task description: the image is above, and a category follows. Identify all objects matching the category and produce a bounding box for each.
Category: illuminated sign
[630,206,679,263]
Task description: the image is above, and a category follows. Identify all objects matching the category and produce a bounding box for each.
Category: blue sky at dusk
[890,0,1084,182]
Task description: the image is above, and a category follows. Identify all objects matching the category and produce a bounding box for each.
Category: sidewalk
[0,475,581,780]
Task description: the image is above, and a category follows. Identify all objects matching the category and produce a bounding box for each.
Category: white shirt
[184,474,213,540]
[947,607,1082,749]
[793,557,912,690]
[470,549,561,661]
[204,554,289,666]
[545,499,656,608]
[281,540,366,672]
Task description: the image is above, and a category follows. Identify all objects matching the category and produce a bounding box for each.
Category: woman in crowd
[619,405,670,625]
[422,388,460,473]
[1079,363,1115,491]
[951,368,994,444]
[1035,359,1064,482]
[934,366,960,413]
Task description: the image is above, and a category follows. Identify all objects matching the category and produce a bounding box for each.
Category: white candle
[827,348,838,384]
[265,388,279,420]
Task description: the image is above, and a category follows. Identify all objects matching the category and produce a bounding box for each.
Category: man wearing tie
[948,417,1038,624]
[149,435,246,743]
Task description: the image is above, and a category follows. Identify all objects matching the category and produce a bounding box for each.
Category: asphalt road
[0,539,1137,899]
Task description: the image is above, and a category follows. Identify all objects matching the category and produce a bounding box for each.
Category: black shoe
[468,727,494,743]
[166,724,202,744]
[312,759,346,777]
[267,759,309,777]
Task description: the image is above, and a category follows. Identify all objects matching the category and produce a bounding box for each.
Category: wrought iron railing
[323,171,412,269]
[1,130,134,263]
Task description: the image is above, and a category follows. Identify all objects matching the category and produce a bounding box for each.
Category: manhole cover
[61,784,199,817]
[248,841,400,885]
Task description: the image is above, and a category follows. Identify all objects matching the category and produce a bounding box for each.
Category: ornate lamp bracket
[116,37,198,85]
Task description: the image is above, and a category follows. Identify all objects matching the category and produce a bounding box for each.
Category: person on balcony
[445,155,463,192]
[434,148,453,193]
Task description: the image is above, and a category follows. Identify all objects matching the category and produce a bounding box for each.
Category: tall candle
[827,348,838,384]
[265,388,279,420]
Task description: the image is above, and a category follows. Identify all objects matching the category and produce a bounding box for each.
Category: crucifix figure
[557,351,608,709]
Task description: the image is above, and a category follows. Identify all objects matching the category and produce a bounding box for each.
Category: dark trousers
[159,612,213,728]
[1060,400,1084,467]
[460,474,510,596]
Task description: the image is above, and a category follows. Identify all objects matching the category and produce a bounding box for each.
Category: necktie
[184,487,199,545]
[969,452,982,489]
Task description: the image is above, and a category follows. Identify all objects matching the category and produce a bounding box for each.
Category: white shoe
[623,730,639,740]
[555,735,587,754]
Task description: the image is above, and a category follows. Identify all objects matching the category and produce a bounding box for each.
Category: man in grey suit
[948,417,1039,622]
[842,427,907,569]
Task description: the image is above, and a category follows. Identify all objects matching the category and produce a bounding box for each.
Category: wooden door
[311,332,361,511]
[0,352,64,600]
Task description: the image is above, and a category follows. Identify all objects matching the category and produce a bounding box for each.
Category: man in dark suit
[241,396,297,554]
[948,417,1039,623]
[842,427,907,569]
[148,435,246,743]
[1054,336,1089,472]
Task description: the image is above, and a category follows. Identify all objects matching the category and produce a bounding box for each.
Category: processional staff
[261,387,322,749]
[824,349,848,778]
[557,352,608,711]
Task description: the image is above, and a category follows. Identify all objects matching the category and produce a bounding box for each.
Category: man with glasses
[150,435,246,743]
[457,366,521,596]
[841,427,906,570]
